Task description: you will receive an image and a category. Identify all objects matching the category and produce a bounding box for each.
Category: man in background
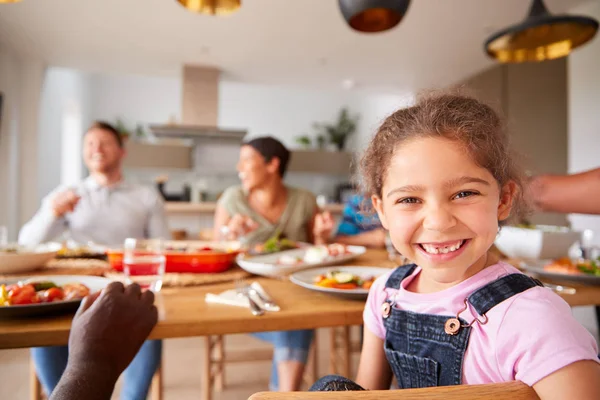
[19,121,170,400]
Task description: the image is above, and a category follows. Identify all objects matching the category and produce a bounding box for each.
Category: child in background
[310,92,600,399]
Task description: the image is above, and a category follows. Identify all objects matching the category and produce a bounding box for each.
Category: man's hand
[67,282,158,382]
[51,189,81,218]
[313,211,335,245]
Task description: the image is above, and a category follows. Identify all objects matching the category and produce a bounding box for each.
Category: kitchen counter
[165,202,345,214]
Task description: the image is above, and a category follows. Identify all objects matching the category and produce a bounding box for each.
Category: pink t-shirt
[364,262,599,386]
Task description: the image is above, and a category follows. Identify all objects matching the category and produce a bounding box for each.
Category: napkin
[205,282,280,312]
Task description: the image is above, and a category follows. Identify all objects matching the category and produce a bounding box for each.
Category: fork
[235,280,264,316]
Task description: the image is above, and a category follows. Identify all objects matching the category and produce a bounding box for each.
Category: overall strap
[468,273,543,316]
[385,264,418,289]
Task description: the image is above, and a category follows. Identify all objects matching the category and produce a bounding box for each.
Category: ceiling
[0,0,594,93]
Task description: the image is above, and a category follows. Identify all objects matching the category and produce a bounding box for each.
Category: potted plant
[313,108,359,151]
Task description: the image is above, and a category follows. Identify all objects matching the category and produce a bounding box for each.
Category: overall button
[381,302,391,318]
[444,318,461,335]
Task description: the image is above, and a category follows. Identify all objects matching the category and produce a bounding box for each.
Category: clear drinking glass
[123,238,166,292]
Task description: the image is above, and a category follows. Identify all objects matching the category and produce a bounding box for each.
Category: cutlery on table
[543,282,577,295]
[235,280,264,316]
[248,282,280,311]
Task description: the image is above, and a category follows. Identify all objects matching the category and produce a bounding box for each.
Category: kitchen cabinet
[123,140,193,169]
[288,150,354,175]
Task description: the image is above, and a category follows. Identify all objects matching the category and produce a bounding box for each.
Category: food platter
[0,275,112,318]
[236,244,367,278]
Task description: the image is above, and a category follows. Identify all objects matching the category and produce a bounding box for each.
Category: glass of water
[123,238,166,292]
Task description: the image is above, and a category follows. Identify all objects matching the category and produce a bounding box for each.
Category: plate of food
[0,275,111,318]
[107,240,243,273]
[56,241,107,260]
[519,257,600,285]
[236,243,367,277]
[290,266,390,300]
[0,242,62,274]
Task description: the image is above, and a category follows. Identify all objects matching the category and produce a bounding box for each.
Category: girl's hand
[313,211,335,245]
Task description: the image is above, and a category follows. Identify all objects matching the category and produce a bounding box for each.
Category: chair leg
[150,359,163,400]
[201,336,214,400]
[329,326,351,377]
[30,357,43,400]
[214,335,225,391]
[301,332,319,387]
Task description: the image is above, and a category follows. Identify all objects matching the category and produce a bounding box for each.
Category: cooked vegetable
[0,281,90,306]
[32,281,57,291]
[314,270,376,290]
[253,233,298,255]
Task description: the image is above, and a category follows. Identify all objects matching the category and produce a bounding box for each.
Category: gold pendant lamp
[177,0,241,16]
[338,0,411,33]
[485,0,598,63]
[0,0,22,3]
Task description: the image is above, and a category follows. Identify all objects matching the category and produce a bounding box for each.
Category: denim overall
[382,264,543,388]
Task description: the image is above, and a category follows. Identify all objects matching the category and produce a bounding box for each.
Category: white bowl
[494,225,581,260]
[0,242,62,274]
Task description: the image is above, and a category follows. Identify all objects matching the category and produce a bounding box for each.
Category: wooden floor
[0,328,361,400]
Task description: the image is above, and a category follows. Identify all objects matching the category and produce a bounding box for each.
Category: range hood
[149,65,246,142]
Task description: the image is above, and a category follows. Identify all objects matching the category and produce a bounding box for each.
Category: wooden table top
[1,250,599,350]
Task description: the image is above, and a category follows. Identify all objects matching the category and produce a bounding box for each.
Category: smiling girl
[310,92,600,399]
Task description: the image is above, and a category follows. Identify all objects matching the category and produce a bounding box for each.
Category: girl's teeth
[421,241,463,255]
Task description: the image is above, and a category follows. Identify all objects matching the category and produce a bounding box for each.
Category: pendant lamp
[0,1,22,3]
[177,0,241,16]
[485,0,598,63]
[338,0,411,33]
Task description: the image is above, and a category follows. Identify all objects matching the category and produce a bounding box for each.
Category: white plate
[0,275,113,318]
[0,242,62,274]
[236,245,367,278]
[519,259,600,286]
[290,266,391,300]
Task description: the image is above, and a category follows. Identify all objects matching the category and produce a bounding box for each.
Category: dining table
[1,249,599,400]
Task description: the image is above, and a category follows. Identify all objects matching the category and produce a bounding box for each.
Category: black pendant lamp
[485,0,598,63]
[177,0,241,16]
[338,0,411,33]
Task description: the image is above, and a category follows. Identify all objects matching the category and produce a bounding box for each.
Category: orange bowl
[107,241,242,274]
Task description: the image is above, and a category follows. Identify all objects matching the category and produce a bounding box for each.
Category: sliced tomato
[42,287,65,303]
[9,284,40,305]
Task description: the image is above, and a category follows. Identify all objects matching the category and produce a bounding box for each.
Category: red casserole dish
[107,240,243,274]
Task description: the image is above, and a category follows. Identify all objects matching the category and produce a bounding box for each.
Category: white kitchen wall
[0,44,45,239]
[567,1,600,341]
[87,71,413,197]
[38,67,93,199]
[0,44,22,240]
[568,1,600,246]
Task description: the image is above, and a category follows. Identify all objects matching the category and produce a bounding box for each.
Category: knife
[250,282,280,311]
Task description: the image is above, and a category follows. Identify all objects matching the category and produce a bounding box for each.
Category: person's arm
[355,326,393,389]
[50,282,158,400]
[213,204,231,240]
[18,189,73,246]
[146,188,171,239]
[336,228,386,248]
[532,360,600,400]
[530,168,600,214]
